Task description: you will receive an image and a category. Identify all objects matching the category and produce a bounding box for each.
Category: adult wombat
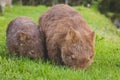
[39,4,95,69]
[6,16,45,59]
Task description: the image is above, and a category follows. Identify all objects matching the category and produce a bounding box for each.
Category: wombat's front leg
[47,43,63,64]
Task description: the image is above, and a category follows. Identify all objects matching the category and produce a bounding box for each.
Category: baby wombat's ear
[65,27,80,42]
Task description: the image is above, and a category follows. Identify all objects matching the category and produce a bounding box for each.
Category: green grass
[0,5,120,80]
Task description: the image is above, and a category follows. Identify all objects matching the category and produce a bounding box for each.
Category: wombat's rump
[39,4,95,69]
[6,16,45,58]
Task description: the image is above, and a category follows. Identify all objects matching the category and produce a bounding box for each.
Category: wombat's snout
[70,56,93,69]
[72,59,92,69]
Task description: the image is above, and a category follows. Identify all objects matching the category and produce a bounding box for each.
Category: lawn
[0,5,120,80]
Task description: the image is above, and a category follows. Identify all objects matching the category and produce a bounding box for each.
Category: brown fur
[39,4,95,69]
[6,16,45,59]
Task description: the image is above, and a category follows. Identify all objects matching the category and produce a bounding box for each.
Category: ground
[0,5,120,80]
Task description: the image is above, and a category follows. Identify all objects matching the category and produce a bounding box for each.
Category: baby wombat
[6,16,45,59]
[39,4,95,69]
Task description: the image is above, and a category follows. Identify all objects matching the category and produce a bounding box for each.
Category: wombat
[39,4,95,69]
[6,16,45,59]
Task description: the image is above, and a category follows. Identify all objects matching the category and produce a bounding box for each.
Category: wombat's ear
[87,31,95,43]
[65,27,80,42]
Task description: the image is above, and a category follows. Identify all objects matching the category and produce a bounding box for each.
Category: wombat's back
[40,4,79,23]
[7,16,45,58]
[40,4,93,34]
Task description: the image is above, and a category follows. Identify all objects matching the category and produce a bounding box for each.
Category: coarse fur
[6,16,45,59]
[39,4,95,69]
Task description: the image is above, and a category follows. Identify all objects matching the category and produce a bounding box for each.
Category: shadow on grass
[0,45,68,70]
